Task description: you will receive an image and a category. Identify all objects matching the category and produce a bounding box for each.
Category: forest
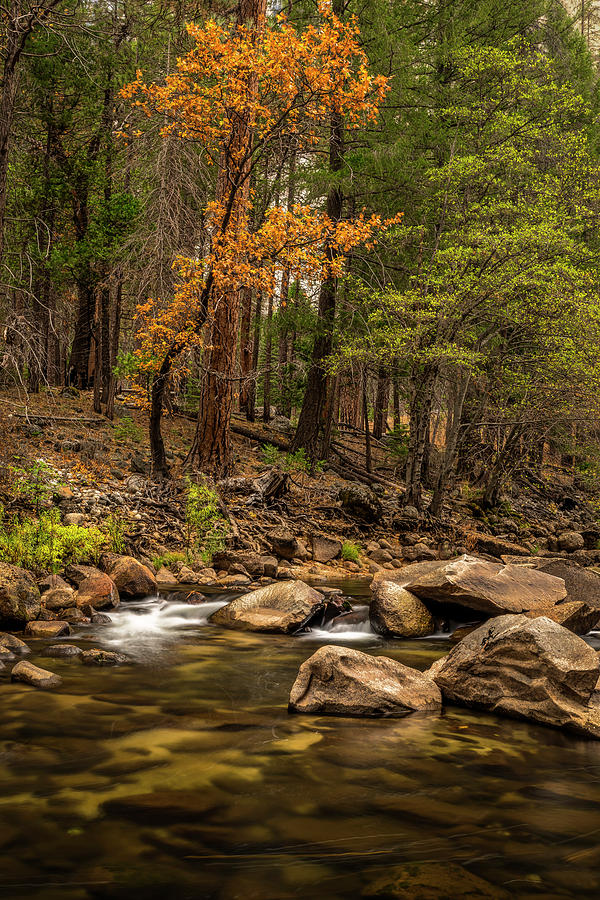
[4,1,600,899]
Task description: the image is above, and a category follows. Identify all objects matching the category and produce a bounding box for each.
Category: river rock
[524,601,600,635]
[81,649,128,666]
[407,555,566,616]
[91,613,112,624]
[212,551,266,578]
[210,580,324,633]
[37,573,70,593]
[25,620,71,638]
[11,660,62,689]
[310,534,342,563]
[337,485,383,522]
[0,632,30,654]
[100,554,157,598]
[0,562,41,625]
[428,614,600,737]
[75,573,120,610]
[289,645,441,717]
[40,585,77,611]
[369,581,434,637]
[529,560,600,610]
[43,644,83,658]
[65,563,105,586]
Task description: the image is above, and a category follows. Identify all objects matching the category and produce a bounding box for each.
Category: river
[1,582,600,898]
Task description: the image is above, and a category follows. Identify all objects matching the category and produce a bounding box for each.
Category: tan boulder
[289,645,441,717]
[0,632,30,654]
[75,573,120,610]
[210,580,323,633]
[310,534,342,563]
[407,555,566,616]
[41,585,76,611]
[524,601,600,635]
[11,660,62,689]
[369,581,434,637]
[428,614,600,737]
[101,555,156,598]
[25,620,71,638]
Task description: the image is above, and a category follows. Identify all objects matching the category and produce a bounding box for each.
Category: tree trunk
[239,286,253,413]
[373,365,389,440]
[247,291,262,423]
[362,368,372,473]
[262,290,273,421]
[429,371,470,516]
[189,0,267,475]
[404,365,436,509]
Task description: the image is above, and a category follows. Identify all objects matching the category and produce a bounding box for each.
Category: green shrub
[153,550,187,570]
[185,479,229,565]
[0,507,105,574]
[104,513,129,554]
[341,540,361,563]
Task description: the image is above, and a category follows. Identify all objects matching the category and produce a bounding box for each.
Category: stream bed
[2,581,600,898]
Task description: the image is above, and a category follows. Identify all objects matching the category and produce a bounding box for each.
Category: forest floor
[1,385,599,580]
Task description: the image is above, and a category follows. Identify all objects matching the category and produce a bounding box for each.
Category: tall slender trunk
[239,286,253,414]
[262,290,273,421]
[429,371,470,516]
[189,0,267,475]
[405,365,436,509]
[247,292,262,423]
[362,367,372,473]
[373,365,389,440]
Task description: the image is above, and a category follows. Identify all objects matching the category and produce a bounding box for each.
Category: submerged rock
[81,649,129,666]
[43,644,83,658]
[369,580,434,638]
[407,554,566,616]
[0,632,30,654]
[103,790,222,824]
[289,645,441,717]
[11,660,62,689]
[428,614,600,737]
[24,620,71,638]
[91,613,112,624]
[0,562,41,626]
[363,861,509,898]
[210,580,324,633]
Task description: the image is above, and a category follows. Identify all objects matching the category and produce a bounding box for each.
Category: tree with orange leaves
[123,1,397,477]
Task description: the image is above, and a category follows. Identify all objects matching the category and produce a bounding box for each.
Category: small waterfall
[301,605,379,643]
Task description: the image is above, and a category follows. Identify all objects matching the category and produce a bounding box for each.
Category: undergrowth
[0,507,105,574]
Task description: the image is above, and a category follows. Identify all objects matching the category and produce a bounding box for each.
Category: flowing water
[2,582,600,899]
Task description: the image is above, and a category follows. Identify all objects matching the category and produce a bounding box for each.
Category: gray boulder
[310,534,342,563]
[428,614,600,737]
[289,645,441,717]
[406,555,566,616]
[210,580,324,633]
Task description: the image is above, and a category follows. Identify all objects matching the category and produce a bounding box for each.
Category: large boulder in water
[524,600,600,635]
[406,555,566,616]
[428,614,600,737]
[100,554,156,598]
[289,645,441,717]
[210,580,324,633]
[0,562,41,626]
[369,581,434,637]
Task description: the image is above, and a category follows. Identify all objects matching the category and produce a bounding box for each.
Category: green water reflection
[1,585,600,898]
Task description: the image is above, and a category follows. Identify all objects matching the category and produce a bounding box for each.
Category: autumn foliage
[122,7,400,429]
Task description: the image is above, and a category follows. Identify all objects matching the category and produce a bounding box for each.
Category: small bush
[153,550,187,570]
[0,507,105,574]
[341,540,361,563]
[104,513,129,554]
[185,479,229,565]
